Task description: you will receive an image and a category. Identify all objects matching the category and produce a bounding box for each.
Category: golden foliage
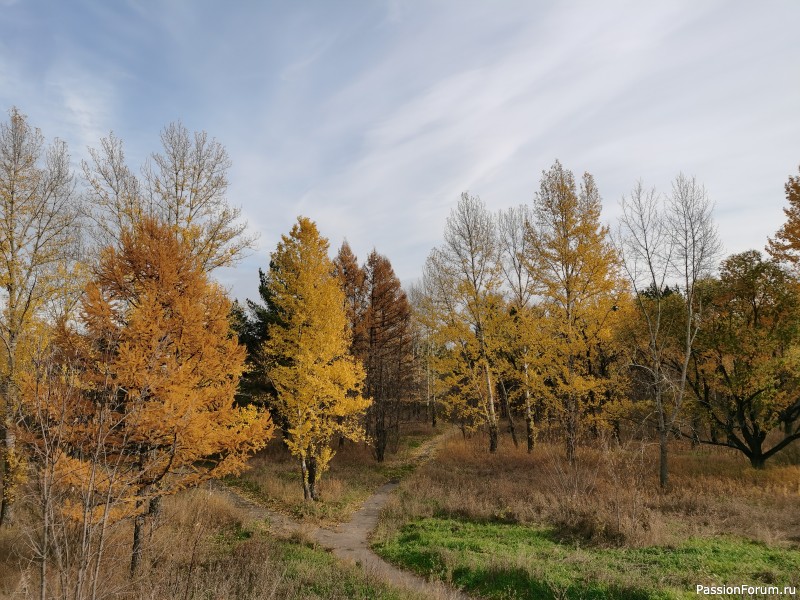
[263,217,369,499]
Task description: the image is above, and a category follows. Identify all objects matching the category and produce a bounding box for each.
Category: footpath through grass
[225,423,440,524]
[374,517,800,600]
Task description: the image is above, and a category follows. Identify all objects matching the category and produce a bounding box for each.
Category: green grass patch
[374,518,800,600]
[272,538,423,599]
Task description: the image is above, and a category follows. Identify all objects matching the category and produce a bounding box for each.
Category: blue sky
[1,1,799,302]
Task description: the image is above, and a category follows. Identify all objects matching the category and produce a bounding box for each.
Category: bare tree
[82,132,144,250]
[618,175,720,488]
[664,174,721,482]
[83,122,256,272]
[617,181,674,487]
[0,108,80,526]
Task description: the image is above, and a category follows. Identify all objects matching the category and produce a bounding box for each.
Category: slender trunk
[523,362,535,453]
[499,380,518,448]
[130,502,145,577]
[39,469,49,600]
[749,455,766,469]
[307,455,319,501]
[565,394,577,465]
[658,426,668,488]
[337,416,345,448]
[485,362,498,453]
[374,405,387,462]
[0,420,13,526]
[0,336,17,528]
[525,413,535,454]
[300,457,310,501]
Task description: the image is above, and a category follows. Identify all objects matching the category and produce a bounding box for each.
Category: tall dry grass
[375,433,800,549]
[0,486,419,600]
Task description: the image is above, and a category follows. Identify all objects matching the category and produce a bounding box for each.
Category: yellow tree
[76,217,273,574]
[423,193,504,452]
[263,217,369,501]
[0,108,80,526]
[497,204,549,452]
[524,161,623,462]
[423,193,502,452]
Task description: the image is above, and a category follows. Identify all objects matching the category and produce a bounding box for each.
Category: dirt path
[216,432,471,600]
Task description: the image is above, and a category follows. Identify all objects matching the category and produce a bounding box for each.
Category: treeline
[414,160,800,486]
[1,105,800,595]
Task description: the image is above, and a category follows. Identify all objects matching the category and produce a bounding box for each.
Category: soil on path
[217,431,470,600]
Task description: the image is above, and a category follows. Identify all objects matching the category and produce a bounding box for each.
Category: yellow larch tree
[263,217,369,501]
[524,161,624,463]
[74,216,273,573]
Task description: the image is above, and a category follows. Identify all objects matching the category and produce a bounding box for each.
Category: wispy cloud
[1,0,798,302]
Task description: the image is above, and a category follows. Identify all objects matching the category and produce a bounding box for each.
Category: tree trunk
[0,420,16,526]
[488,421,498,453]
[658,426,669,489]
[565,394,578,465]
[525,414,535,454]
[300,458,310,501]
[374,412,387,463]
[130,503,145,576]
[523,362,535,453]
[566,430,576,465]
[749,455,766,469]
[499,380,519,448]
[485,363,498,453]
[307,455,319,501]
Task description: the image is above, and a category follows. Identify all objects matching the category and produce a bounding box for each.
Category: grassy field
[373,433,800,599]
[0,486,425,600]
[376,518,800,599]
[225,422,440,524]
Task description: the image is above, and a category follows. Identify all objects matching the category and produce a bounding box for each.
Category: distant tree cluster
[415,159,800,483]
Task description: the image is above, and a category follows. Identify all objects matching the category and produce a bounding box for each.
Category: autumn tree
[687,251,800,468]
[363,251,413,461]
[83,122,255,271]
[333,240,368,361]
[423,193,503,452]
[74,217,273,573]
[524,161,622,463]
[408,282,444,428]
[497,204,544,452]
[0,108,80,526]
[767,164,800,267]
[262,217,369,501]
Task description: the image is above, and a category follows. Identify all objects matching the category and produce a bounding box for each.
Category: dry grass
[0,486,423,600]
[374,432,800,549]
